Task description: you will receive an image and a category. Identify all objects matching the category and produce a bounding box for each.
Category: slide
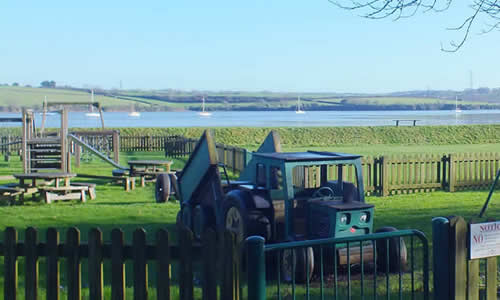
[68,134,128,170]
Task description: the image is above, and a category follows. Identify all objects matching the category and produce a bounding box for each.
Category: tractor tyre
[281,247,314,284]
[223,197,249,244]
[375,227,408,273]
[155,173,170,203]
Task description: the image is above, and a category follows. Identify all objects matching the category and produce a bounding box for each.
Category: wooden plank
[89,228,104,300]
[179,226,194,300]
[449,154,456,192]
[222,230,237,300]
[156,229,170,300]
[46,228,60,300]
[66,227,81,300]
[111,229,126,300]
[467,259,479,300]
[133,228,148,300]
[4,227,18,300]
[486,257,497,300]
[25,227,39,300]
[449,216,467,300]
[202,229,217,300]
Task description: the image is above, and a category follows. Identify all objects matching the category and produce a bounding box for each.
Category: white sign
[470,221,500,259]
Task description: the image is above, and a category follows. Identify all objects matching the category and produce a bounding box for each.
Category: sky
[0,1,499,93]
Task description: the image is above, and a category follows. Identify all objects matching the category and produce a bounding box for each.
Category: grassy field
[0,87,143,110]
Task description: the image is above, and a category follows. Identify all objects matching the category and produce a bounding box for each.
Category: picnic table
[12,172,88,203]
[128,160,173,187]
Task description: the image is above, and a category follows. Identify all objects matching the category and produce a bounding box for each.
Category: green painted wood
[179,226,194,300]
[486,257,497,300]
[4,227,17,300]
[133,228,148,300]
[450,216,467,300]
[25,227,38,300]
[202,229,217,300]
[88,228,103,300]
[156,229,170,300]
[46,228,60,300]
[66,227,81,300]
[111,229,126,300]
[467,260,479,300]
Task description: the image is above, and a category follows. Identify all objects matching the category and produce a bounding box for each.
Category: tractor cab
[248,151,374,242]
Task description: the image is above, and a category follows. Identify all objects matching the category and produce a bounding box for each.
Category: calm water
[1,110,500,128]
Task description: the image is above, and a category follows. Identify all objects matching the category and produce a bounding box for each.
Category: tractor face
[307,200,374,240]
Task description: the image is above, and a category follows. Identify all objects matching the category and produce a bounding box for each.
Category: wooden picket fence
[0,226,240,300]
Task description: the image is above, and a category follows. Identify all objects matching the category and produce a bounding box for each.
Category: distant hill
[1,86,499,112]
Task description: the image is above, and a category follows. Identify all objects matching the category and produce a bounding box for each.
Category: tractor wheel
[224,198,248,244]
[375,227,408,273]
[281,247,314,284]
[155,173,170,203]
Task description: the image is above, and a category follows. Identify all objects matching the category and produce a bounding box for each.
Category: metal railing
[246,230,429,300]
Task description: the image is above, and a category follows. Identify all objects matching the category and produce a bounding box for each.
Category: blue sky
[0,1,498,93]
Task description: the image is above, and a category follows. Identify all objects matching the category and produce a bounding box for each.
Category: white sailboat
[455,96,462,113]
[199,96,212,116]
[86,90,101,117]
[295,96,305,114]
[128,104,140,117]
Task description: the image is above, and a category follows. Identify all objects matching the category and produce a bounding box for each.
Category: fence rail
[1,226,239,300]
[247,229,430,300]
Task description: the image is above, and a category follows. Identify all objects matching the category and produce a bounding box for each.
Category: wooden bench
[393,119,420,126]
[71,182,97,200]
[0,184,23,205]
[38,186,87,204]
[77,174,136,191]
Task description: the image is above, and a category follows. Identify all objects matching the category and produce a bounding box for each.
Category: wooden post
[179,226,194,300]
[89,229,104,300]
[133,229,148,300]
[111,229,126,300]
[449,216,467,300]
[113,131,120,164]
[46,228,60,300]
[61,108,68,172]
[25,227,39,300]
[381,156,389,196]
[203,229,217,300]
[75,145,81,168]
[449,154,456,192]
[156,229,171,300]
[486,257,497,300]
[66,227,81,300]
[22,108,28,173]
[4,227,18,300]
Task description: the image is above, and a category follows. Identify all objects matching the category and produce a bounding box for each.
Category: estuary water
[2,110,500,128]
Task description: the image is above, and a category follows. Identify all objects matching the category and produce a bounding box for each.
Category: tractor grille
[309,210,330,239]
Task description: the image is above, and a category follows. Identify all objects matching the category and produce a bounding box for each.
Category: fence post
[4,227,18,300]
[133,229,148,300]
[46,228,60,300]
[432,217,451,299]
[381,156,389,196]
[247,236,266,300]
[89,228,104,300]
[25,227,39,300]
[112,131,120,163]
[179,226,194,300]
[449,216,467,299]
[202,229,217,300]
[449,154,456,192]
[66,227,81,300]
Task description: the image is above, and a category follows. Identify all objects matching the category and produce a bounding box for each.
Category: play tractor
[175,130,406,281]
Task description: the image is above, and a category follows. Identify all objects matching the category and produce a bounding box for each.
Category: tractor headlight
[340,214,348,224]
[360,213,368,223]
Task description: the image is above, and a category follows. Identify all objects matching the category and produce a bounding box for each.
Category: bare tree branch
[330,0,499,51]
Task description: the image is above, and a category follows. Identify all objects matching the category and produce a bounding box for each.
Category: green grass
[0,86,143,110]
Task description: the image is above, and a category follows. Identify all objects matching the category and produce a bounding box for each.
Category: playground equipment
[176,130,407,282]
[479,168,500,217]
